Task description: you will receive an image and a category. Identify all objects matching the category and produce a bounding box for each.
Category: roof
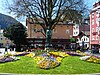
[79,25,90,32]
[78,31,86,36]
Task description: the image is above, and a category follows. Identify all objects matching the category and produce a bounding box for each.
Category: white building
[77,32,90,48]
[73,23,90,49]
[0,29,12,48]
[73,24,79,36]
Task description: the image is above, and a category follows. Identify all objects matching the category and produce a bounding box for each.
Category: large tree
[3,22,27,51]
[6,0,87,49]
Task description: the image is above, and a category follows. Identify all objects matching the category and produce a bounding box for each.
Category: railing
[92,32,97,35]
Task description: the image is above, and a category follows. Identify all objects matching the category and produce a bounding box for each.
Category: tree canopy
[7,0,87,31]
[3,22,27,51]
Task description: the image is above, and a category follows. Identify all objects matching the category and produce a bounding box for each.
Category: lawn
[0,56,100,74]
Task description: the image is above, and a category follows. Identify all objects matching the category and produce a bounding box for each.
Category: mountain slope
[0,13,18,29]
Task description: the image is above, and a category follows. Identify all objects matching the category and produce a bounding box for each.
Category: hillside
[0,13,18,29]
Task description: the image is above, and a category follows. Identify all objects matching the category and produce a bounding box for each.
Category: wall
[27,18,73,39]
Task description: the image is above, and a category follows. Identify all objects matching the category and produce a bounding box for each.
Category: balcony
[92,32,97,35]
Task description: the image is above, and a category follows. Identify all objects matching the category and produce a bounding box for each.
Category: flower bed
[66,51,90,56]
[86,56,100,64]
[0,52,24,63]
[49,52,69,57]
[0,56,20,63]
[34,52,69,69]
[34,56,45,64]
[66,52,82,56]
[14,52,29,56]
[25,52,35,57]
[80,55,100,64]
[38,57,60,69]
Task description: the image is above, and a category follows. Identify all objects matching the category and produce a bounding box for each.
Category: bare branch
[6,0,87,33]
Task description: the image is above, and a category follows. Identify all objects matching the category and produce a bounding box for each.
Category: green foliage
[70,37,76,43]
[3,23,27,51]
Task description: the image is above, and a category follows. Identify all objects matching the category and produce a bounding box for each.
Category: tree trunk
[45,27,52,50]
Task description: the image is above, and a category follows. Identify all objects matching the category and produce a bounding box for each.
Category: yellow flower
[56,57,63,63]
[76,50,81,53]
[26,53,35,57]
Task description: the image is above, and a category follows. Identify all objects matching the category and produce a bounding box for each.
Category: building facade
[90,1,100,50]
[73,23,90,49]
[77,31,90,49]
[26,18,74,49]
[0,29,12,48]
[73,24,79,37]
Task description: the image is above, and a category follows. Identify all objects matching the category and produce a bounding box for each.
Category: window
[86,38,87,41]
[92,28,94,33]
[74,32,76,34]
[77,39,79,41]
[84,38,85,41]
[92,20,94,25]
[40,29,43,32]
[96,21,99,26]
[85,44,87,48]
[66,29,69,33]
[74,27,75,29]
[96,27,98,32]
[92,36,94,40]
[76,32,78,34]
[96,11,99,17]
[92,13,94,18]
[98,9,100,13]
[33,28,37,32]
[96,35,98,40]
[76,26,78,29]
[82,39,83,41]
[98,29,100,34]
[0,38,2,40]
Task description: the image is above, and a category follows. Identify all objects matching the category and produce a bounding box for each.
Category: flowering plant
[86,56,100,64]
